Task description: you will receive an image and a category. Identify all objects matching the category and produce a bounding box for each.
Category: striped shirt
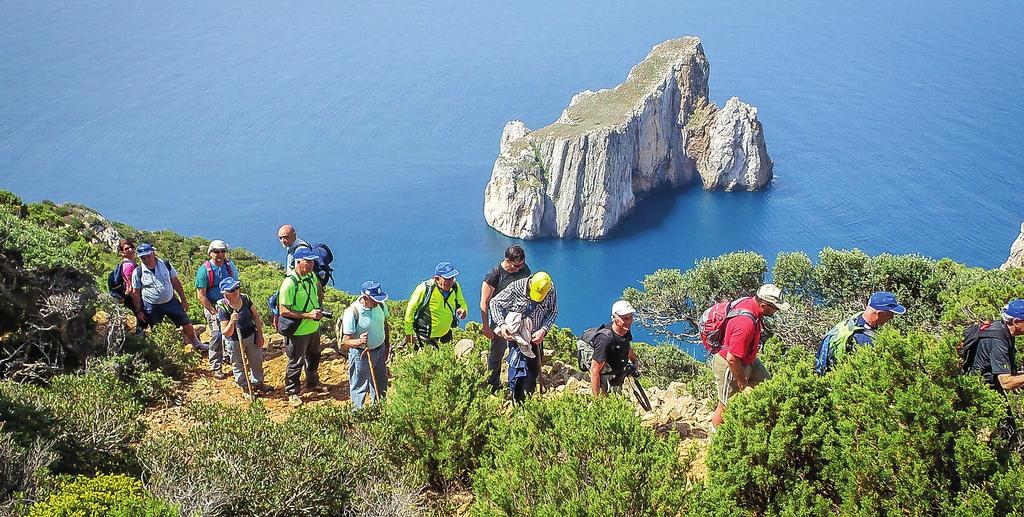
[488,277,558,331]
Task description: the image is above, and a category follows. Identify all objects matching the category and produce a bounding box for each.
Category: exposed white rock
[1002,223,1024,270]
[483,36,773,240]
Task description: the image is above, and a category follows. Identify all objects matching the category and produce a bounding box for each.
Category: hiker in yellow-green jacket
[404,261,467,348]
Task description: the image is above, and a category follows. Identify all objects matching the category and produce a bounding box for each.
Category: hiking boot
[254,383,274,393]
[212,370,228,380]
[307,384,329,394]
[288,394,304,407]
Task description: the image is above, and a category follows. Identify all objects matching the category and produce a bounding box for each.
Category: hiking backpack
[814,313,877,375]
[576,325,616,373]
[106,261,127,301]
[957,322,994,374]
[698,298,756,355]
[202,260,235,290]
[412,280,461,337]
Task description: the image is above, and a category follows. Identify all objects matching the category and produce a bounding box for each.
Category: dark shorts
[145,298,191,327]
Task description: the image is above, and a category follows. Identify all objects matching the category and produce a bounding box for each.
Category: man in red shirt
[711,283,790,428]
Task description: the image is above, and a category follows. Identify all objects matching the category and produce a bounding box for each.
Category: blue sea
[3,1,1023,354]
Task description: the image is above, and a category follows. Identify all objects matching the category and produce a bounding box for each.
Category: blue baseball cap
[434,261,460,279]
[219,277,241,293]
[868,291,906,314]
[136,243,155,257]
[1002,299,1024,320]
[361,281,389,303]
[293,247,318,262]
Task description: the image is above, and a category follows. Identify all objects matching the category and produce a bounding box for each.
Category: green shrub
[700,330,1018,515]
[382,344,499,487]
[0,371,143,474]
[87,355,174,405]
[472,394,692,516]
[626,252,766,340]
[120,325,198,380]
[140,403,390,517]
[27,474,177,517]
[772,251,817,301]
[701,345,833,515]
[814,247,873,304]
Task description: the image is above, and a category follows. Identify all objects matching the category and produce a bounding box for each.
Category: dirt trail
[143,339,356,431]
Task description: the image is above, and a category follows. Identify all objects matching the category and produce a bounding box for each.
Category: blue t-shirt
[194,260,238,303]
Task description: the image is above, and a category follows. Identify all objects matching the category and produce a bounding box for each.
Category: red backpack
[699,297,756,355]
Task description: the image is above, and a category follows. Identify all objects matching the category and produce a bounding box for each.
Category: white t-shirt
[132,259,178,305]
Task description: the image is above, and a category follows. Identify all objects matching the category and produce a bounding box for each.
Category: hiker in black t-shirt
[590,300,639,396]
[480,245,531,393]
[966,299,1024,394]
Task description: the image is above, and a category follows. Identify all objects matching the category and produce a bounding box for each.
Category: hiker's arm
[196,287,215,314]
[403,284,425,337]
[279,304,317,320]
[253,308,265,347]
[480,282,495,337]
[726,352,749,390]
[628,347,638,363]
[131,289,145,322]
[590,360,606,396]
[537,289,558,331]
[998,373,1024,391]
[384,320,391,348]
[170,276,189,312]
[219,312,236,337]
[489,289,511,329]
[456,283,468,319]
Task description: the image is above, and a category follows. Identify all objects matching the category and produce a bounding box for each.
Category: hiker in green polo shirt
[404,261,468,348]
[278,247,325,406]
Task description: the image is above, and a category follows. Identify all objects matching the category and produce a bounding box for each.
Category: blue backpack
[106,262,127,300]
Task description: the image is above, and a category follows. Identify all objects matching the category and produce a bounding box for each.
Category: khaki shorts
[712,354,769,406]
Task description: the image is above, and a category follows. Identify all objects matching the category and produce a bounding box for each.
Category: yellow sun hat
[529,271,552,302]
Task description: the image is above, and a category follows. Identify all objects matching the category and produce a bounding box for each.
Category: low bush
[140,403,393,517]
[0,371,143,475]
[0,429,57,515]
[27,474,177,517]
[700,330,1018,514]
[87,354,174,405]
[472,394,692,516]
[381,344,499,488]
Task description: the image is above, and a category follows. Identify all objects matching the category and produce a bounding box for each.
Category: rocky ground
[145,336,714,442]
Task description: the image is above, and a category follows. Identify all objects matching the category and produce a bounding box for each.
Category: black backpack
[106,261,127,300]
[958,321,1001,373]
[576,325,616,373]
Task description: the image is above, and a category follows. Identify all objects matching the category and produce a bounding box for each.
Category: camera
[320,310,333,319]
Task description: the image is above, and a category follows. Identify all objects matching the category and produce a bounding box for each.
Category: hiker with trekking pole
[575,300,650,409]
[340,281,392,410]
[217,277,271,401]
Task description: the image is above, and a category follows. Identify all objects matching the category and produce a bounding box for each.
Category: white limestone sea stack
[1002,223,1024,270]
[483,36,773,240]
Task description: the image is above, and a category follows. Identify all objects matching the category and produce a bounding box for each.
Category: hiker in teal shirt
[194,239,239,379]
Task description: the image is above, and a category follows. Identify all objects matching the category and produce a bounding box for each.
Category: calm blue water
[3,1,1023,354]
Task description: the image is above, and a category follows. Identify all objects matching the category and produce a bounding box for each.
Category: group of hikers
[107,227,1024,426]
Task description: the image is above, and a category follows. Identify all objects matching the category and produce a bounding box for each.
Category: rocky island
[1003,222,1024,269]
[483,36,773,240]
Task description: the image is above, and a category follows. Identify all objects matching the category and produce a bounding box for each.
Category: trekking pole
[238,338,256,401]
[364,346,381,403]
[230,312,256,401]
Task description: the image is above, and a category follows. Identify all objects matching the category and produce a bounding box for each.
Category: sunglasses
[211,250,226,254]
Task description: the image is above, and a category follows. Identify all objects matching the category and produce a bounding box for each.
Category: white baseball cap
[756,283,791,311]
[612,300,636,316]
[208,240,229,253]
